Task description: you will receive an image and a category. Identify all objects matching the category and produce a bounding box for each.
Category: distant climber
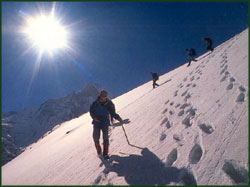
[150,72,160,89]
[202,37,214,52]
[90,90,123,159]
[185,48,197,67]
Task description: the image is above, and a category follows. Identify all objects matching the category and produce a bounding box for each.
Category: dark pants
[207,43,213,51]
[93,125,109,144]
[187,56,197,66]
[153,79,159,88]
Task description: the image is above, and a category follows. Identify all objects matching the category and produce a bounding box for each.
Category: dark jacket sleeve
[107,100,121,120]
[90,101,97,119]
[205,38,212,44]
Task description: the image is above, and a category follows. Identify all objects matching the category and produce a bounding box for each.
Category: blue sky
[2,1,248,111]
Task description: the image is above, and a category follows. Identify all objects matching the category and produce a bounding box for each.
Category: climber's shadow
[160,79,172,86]
[108,148,197,186]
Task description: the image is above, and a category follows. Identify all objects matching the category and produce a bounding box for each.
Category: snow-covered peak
[1,82,111,166]
[80,82,114,99]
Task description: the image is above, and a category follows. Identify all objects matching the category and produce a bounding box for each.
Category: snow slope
[2,28,248,185]
[1,83,108,166]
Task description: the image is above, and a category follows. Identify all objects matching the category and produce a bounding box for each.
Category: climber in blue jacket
[90,90,122,159]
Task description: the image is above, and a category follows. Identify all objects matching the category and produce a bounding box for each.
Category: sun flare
[23,13,68,52]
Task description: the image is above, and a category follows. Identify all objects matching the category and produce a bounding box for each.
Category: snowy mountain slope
[1,83,107,166]
[2,28,248,185]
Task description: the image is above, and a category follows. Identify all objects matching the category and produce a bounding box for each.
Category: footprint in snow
[174,90,178,97]
[181,90,188,97]
[165,100,170,105]
[162,108,168,114]
[236,93,245,103]
[222,159,249,185]
[192,84,197,88]
[170,101,174,106]
[220,76,228,82]
[169,110,174,115]
[221,63,228,70]
[93,175,102,185]
[173,134,184,146]
[184,93,192,101]
[186,107,196,116]
[182,114,193,127]
[183,77,188,82]
[226,83,234,90]
[180,103,190,110]
[160,117,171,128]
[220,63,225,68]
[230,77,236,82]
[165,148,178,167]
[238,86,246,92]
[178,83,183,88]
[190,76,195,82]
[220,68,226,75]
[175,103,181,108]
[166,121,171,129]
[196,70,202,75]
[178,110,185,116]
[189,144,203,164]
[160,133,167,141]
[209,54,215,58]
[160,117,169,126]
[195,65,201,70]
[222,57,228,61]
[200,60,205,65]
[186,83,191,88]
[198,123,214,134]
[221,57,227,62]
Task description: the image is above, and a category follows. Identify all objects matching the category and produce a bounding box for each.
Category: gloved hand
[118,118,123,123]
[94,117,101,122]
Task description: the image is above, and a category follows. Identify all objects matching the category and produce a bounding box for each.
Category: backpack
[154,73,159,80]
[190,48,196,56]
[207,38,213,44]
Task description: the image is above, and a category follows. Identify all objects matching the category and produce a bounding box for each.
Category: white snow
[2,28,248,185]
[1,82,108,165]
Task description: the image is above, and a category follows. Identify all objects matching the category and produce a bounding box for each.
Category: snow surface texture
[2,28,248,185]
[1,83,108,165]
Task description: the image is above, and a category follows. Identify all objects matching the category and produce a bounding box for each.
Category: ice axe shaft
[121,122,144,150]
[121,124,130,145]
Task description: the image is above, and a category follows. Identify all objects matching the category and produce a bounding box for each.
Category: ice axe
[120,120,144,150]
[121,123,131,145]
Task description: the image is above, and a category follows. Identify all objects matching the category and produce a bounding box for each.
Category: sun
[22,7,68,54]
[24,15,67,51]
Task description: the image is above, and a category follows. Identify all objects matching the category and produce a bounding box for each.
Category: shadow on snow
[112,119,131,127]
[107,148,197,186]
